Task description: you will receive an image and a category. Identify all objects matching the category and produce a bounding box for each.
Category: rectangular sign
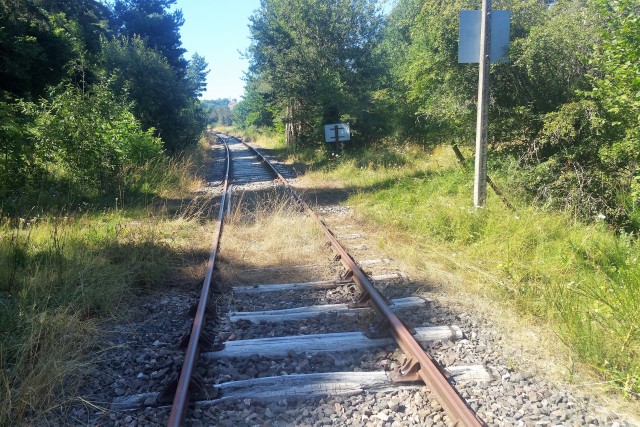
[458,10,510,63]
[324,123,351,143]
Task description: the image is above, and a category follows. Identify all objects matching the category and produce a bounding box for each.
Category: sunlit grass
[0,141,216,424]
[219,189,330,285]
[297,140,639,398]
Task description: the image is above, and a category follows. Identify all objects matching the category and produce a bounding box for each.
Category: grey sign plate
[458,10,510,63]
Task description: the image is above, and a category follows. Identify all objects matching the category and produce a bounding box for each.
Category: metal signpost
[459,2,510,208]
[324,123,351,153]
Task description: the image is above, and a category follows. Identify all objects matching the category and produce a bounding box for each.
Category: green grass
[294,140,639,398]
[0,139,214,424]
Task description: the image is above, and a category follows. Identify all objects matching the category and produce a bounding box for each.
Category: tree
[186,52,209,98]
[0,0,75,99]
[0,0,111,99]
[24,82,163,191]
[233,75,275,129]
[111,0,187,73]
[201,99,235,126]
[247,0,383,145]
[588,0,640,225]
[384,0,598,145]
[101,36,204,151]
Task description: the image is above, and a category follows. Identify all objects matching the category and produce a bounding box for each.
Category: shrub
[23,82,163,194]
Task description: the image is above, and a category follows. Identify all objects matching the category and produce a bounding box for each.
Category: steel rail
[167,135,230,426]
[238,137,485,427]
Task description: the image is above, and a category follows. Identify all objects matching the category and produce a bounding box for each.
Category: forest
[236,0,639,230]
[202,98,234,127]
[0,0,208,214]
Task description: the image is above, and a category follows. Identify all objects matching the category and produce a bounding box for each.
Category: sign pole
[474,0,491,208]
[334,125,340,154]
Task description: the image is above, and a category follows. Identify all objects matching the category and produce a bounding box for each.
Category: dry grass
[0,210,217,423]
[211,125,235,134]
[0,153,220,424]
[218,189,335,285]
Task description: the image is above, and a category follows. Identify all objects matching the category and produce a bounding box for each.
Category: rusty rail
[167,135,230,426]
[239,138,485,427]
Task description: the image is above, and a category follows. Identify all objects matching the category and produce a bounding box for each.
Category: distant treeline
[0,0,209,213]
[202,98,235,127]
[236,0,639,229]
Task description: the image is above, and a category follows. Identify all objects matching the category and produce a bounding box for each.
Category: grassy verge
[0,138,213,424]
[252,133,639,399]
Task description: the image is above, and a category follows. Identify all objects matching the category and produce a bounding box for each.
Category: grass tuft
[219,189,331,285]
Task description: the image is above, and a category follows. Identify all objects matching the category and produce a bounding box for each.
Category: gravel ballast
[41,137,635,426]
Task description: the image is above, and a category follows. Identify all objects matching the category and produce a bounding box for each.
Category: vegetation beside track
[240,128,640,401]
[0,142,215,424]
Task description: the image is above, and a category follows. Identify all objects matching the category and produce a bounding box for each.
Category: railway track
[49,132,632,426]
[109,133,489,425]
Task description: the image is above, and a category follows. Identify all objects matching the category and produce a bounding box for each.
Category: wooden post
[474,0,491,208]
[334,125,340,154]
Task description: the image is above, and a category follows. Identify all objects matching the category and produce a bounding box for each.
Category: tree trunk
[285,100,302,147]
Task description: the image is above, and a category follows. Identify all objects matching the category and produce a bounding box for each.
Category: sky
[175,1,396,101]
[175,0,261,101]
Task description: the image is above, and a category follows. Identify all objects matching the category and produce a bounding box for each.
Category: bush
[23,82,163,194]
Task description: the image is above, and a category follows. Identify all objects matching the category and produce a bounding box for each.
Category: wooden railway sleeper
[239,136,485,426]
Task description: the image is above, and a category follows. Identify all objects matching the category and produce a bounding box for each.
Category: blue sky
[175,1,395,101]
[176,0,261,101]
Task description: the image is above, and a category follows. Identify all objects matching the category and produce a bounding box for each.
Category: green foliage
[111,0,187,72]
[0,207,210,423]
[0,0,75,99]
[385,0,599,145]
[0,0,206,214]
[101,36,206,152]
[186,52,209,98]
[202,98,234,127]
[246,0,384,145]
[0,100,32,197]
[506,1,595,114]
[587,0,640,222]
[511,0,640,228]
[233,76,275,130]
[382,0,640,228]
[23,82,163,193]
[0,2,209,421]
[393,0,480,142]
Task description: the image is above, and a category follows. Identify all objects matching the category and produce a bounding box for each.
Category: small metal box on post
[324,123,351,154]
[459,3,510,208]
